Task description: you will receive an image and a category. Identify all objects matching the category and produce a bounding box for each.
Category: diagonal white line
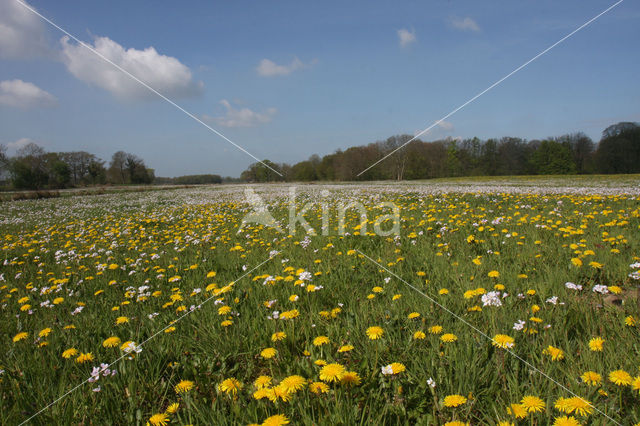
[357,0,625,177]
[14,0,283,177]
[355,249,621,425]
[19,253,278,425]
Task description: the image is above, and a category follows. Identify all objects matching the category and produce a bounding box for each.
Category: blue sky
[0,0,638,177]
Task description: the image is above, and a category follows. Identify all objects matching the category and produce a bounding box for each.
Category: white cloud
[0,79,57,109]
[449,17,480,32]
[414,121,455,137]
[437,120,454,131]
[6,137,36,152]
[203,100,276,128]
[60,35,203,101]
[397,28,416,48]
[257,57,311,77]
[0,0,50,59]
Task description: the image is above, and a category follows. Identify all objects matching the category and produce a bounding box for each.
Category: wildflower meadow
[2,177,640,425]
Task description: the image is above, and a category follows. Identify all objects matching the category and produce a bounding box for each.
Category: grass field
[2,177,640,425]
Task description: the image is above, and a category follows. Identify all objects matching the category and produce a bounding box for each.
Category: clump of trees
[0,144,155,190]
[241,122,640,182]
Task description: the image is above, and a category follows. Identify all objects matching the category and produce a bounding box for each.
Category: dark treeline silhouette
[0,143,155,190]
[241,122,640,181]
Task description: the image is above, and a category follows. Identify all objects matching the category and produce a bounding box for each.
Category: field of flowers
[2,177,640,425]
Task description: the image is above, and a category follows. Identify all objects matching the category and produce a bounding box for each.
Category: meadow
[1,177,640,425]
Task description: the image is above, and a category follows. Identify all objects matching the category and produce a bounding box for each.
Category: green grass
[1,182,639,425]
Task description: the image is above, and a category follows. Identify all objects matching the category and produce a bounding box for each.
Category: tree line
[0,143,154,190]
[241,122,640,181]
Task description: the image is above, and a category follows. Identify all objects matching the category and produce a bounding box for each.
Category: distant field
[2,177,640,425]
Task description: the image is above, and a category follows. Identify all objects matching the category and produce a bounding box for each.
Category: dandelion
[408,312,420,319]
[254,375,272,389]
[174,380,194,394]
[413,331,426,340]
[520,395,545,413]
[75,352,94,363]
[338,344,354,352]
[544,345,565,361]
[441,333,457,343]
[443,394,467,407]
[340,371,361,386]
[552,416,582,426]
[313,336,330,346]
[631,376,640,395]
[609,369,632,386]
[218,378,242,395]
[488,270,500,278]
[165,402,179,414]
[309,381,329,394]
[62,348,78,358]
[507,403,528,419]
[492,334,515,349]
[38,328,52,338]
[115,316,129,325]
[429,325,443,334]
[261,414,290,426]
[12,332,28,342]
[260,347,277,359]
[588,337,604,352]
[319,363,345,382]
[580,371,601,386]
[271,331,286,341]
[102,336,121,348]
[148,413,169,426]
[280,375,306,393]
[366,326,384,340]
[625,315,636,326]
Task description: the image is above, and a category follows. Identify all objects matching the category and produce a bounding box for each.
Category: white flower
[513,320,525,331]
[481,291,502,307]
[565,282,582,291]
[546,296,558,305]
[427,377,436,388]
[592,284,609,294]
[381,365,393,375]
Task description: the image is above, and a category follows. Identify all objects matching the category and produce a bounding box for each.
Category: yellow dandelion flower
[254,375,272,389]
[280,375,306,394]
[429,325,443,334]
[544,345,565,361]
[260,347,277,359]
[313,336,330,346]
[271,331,286,342]
[338,344,354,352]
[102,336,121,348]
[75,352,94,363]
[165,402,179,414]
[174,380,194,394]
[261,414,290,426]
[521,396,545,413]
[148,413,169,426]
[580,371,601,386]
[38,328,52,338]
[492,334,515,349]
[12,332,28,342]
[552,416,582,426]
[319,363,345,382]
[309,381,329,394]
[488,270,500,278]
[413,331,426,340]
[218,378,242,395]
[443,394,468,407]
[340,371,361,386]
[441,333,457,343]
[588,337,604,352]
[609,369,632,386]
[62,348,78,358]
[507,403,528,419]
[366,326,384,340]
